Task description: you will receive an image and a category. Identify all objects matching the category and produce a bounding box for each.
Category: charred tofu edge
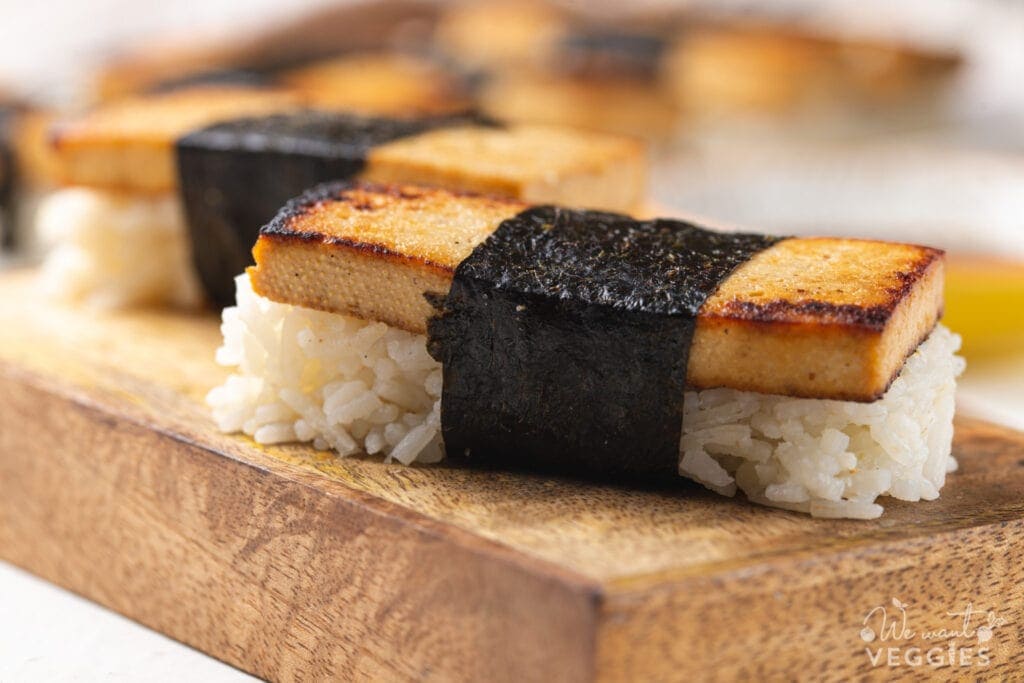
[689,249,944,401]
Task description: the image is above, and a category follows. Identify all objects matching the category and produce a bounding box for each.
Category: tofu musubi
[209,182,962,519]
[35,87,644,309]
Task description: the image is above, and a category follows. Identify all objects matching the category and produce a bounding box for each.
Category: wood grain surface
[0,268,1022,681]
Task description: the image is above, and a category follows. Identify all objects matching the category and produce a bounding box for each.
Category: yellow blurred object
[944,256,1024,359]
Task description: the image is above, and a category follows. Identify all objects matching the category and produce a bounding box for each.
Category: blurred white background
[4,0,1024,119]
[0,0,326,102]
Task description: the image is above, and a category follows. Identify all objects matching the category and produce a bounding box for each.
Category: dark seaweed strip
[0,106,20,251]
[0,138,11,251]
[427,206,783,482]
[554,29,669,80]
[145,69,274,94]
[176,109,497,307]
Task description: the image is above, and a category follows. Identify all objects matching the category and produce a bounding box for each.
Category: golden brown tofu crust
[434,1,568,71]
[252,184,524,331]
[250,182,945,402]
[690,239,944,400]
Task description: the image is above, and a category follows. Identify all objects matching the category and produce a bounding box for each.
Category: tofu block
[478,74,680,141]
[664,24,961,117]
[364,124,646,211]
[691,237,944,400]
[50,87,302,192]
[434,1,568,71]
[250,182,944,402]
[280,54,472,116]
[50,94,646,210]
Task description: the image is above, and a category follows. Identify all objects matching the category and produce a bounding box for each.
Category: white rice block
[37,187,201,309]
[209,274,442,464]
[680,325,964,519]
[210,274,964,520]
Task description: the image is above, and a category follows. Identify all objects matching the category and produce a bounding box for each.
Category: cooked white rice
[208,274,444,466]
[211,274,963,519]
[37,188,202,309]
[679,324,963,519]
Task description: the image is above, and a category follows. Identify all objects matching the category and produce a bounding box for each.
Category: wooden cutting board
[0,268,1022,681]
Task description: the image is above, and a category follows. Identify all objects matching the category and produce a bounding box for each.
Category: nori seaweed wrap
[146,69,274,94]
[0,104,21,251]
[555,29,670,80]
[428,206,782,481]
[176,109,495,306]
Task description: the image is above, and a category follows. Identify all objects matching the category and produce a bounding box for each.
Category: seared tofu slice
[691,238,944,400]
[253,185,522,337]
[53,96,646,210]
[434,1,568,71]
[478,74,680,141]
[280,54,472,116]
[51,87,302,192]
[364,124,645,211]
[250,183,944,402]
[664,24,961,117]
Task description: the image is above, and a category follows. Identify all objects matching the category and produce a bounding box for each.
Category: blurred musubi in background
[0,0,1022,424]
